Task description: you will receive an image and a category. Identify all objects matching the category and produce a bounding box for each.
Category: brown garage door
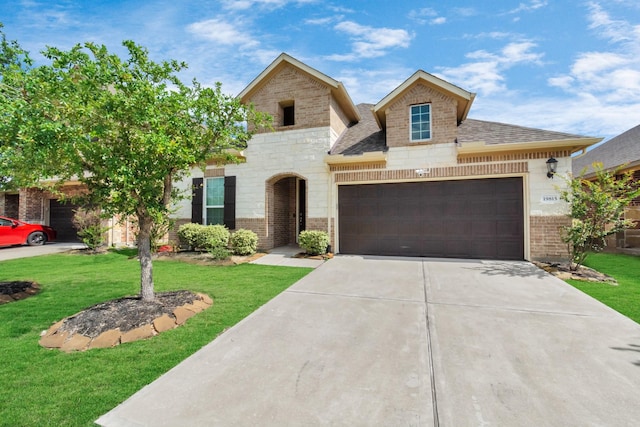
[49,199,81,242]
[338,177,524,260]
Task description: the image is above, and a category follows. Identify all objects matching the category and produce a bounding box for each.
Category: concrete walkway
[97,256,640,426]
[250,244,325,268]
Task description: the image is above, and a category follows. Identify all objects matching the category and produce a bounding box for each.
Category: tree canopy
[0,26,267,299]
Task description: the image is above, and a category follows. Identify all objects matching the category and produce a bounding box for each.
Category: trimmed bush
[298,230,329,256]
[209,247,231,260]
[230,229,258,256]
[177,223,202,250]
[177,223,230,252]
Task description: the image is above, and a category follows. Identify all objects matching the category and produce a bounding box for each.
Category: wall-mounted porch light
[546,157,558,179]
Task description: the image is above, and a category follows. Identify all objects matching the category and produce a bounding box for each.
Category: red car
[0,216,57,246]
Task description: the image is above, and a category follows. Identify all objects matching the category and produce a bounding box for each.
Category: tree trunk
[137,214,155,301]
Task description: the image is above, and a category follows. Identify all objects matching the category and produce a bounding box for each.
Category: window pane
[206,208,224,225]
[410,104,431,141]
[206,178,224,206]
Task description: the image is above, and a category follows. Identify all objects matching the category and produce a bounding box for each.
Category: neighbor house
[572,123,640,249]
[1,53,602,260]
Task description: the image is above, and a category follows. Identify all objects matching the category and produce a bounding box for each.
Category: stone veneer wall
[529,215,571,261]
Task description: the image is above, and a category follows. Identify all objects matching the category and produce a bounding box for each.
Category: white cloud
[547,3,640,110]
[220,0,316,11]
[336,66,412,104]
[507,0,548,15]
[305,17,336,25]
[452,7,476,17]
[471,3,640,139]
[186,18,259,48]
[327,21,412,61]
[587,1,638,43]
[437,41,544,95]
[408,8,446,25]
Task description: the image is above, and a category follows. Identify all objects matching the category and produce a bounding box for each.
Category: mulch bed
[0,281,41,304]
[57,290,200,338]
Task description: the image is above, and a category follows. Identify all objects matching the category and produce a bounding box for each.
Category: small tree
[560,163,640,270]
[72,207,110,251]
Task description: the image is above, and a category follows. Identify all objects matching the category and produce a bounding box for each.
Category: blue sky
[1,0,639,142]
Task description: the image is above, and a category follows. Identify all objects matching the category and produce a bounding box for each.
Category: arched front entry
[266,174,306,249]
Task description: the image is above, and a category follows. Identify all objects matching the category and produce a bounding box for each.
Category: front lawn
[566,253,640,324]
[0,251,311,427]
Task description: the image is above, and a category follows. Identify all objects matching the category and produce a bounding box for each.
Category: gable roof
[330,104,386,155]
[373,70,475,130]
[572,123,640,176]
[238,53,360,123]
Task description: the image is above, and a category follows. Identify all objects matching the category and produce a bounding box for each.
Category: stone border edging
[39,292,213,352]
[0,281,41,304]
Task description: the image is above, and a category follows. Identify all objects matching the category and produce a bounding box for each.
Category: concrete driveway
[97,256,640,426]
[0,242,86,261]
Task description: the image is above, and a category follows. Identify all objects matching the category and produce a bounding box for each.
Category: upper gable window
[410,104,431,141]
[279,101,295,126]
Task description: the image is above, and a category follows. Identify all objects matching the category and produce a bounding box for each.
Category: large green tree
[0,27,266,300]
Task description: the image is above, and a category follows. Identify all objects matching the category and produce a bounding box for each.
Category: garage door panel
[49,199,81,242]
[338,178,524,260]
[472,220,497,237]
[497,220,523,237]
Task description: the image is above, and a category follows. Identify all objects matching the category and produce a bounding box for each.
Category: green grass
[0,251,311,427]
[566,253,640,324]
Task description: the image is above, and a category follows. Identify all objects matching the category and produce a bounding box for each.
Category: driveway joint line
[422,260,440,427]
[428,300,599,317]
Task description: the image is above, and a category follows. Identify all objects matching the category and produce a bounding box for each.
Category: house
[169,53,600,261]
[1,53,602,260]
[572,124,640,249]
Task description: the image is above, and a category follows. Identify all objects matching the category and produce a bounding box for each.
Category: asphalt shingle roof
[572,124,640,175]
[458,119,591,145]
[330,109,597,156]
[330,104,386,155]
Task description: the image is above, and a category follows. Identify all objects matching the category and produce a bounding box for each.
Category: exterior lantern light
[546,157,558,179]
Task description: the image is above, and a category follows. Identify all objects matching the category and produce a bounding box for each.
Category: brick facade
[385,83,458,148]
[250,64,333,133]
[529,215,571,261]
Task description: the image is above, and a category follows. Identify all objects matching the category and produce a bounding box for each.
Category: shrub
[209,247,231,260]
[177,223,229,252]
[298,230,329,256]
[230,229,258,256]
[177,223,201,250]
[72,207,110,252]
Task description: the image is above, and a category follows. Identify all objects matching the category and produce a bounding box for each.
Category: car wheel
[27,231,46,246]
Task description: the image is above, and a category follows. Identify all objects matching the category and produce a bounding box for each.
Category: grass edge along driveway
[566,252,640,325]
[0,251,311,427]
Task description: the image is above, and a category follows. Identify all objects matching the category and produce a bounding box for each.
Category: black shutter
[191,178,203,224]
[224,176,236,229]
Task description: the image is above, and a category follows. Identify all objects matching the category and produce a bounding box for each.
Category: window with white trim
[205,177,224,225]
[410,103,431,141]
